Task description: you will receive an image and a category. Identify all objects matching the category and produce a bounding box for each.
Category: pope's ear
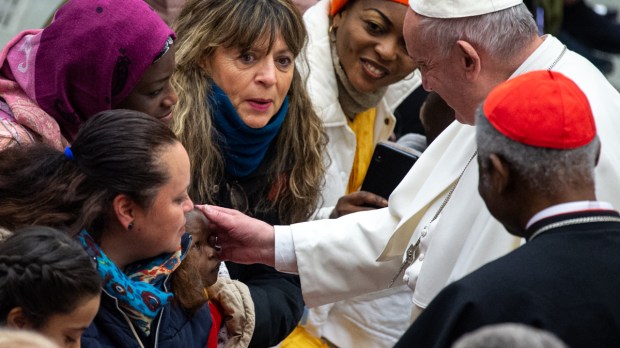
[455,40,481,81]
[6,307,32,329]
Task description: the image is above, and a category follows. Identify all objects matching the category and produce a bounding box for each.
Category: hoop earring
[128,222,134,231]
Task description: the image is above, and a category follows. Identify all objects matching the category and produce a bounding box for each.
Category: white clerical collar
[511,34,564,78]
[526,201,615,229]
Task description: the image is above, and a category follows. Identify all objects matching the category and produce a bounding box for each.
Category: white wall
[0,0,64,47]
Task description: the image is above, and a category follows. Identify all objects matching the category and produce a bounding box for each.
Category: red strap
[207,301,223,348]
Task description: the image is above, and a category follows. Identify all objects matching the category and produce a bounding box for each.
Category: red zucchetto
[483,70,596,149]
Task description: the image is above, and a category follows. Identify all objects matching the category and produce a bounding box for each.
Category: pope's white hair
[417,3,538,60]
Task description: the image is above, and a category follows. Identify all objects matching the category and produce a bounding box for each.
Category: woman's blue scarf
[77,230,191,336]
[209,82,288,178]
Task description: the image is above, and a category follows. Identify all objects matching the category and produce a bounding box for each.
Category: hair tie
[64,146,75,161]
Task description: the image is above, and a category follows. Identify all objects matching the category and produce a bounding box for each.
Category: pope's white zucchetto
[409,0,523,18]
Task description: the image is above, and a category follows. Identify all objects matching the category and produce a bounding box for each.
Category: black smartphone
[360,142,421,200]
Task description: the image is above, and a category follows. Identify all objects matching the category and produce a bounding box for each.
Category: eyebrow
[274,47,294,55]
[145,74,171,85]
[362,8,394,28]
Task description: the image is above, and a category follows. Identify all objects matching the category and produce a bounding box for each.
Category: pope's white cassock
[275,34,620,313]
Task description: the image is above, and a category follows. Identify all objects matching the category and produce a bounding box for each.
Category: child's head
[0,226,101,348]
[419,92,456,145]
[185,209,221,287]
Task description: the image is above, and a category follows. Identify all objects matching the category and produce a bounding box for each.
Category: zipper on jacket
[102,289,146,348]
[152,273,172,348]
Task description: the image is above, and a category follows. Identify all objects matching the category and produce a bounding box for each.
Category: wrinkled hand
[196,205,276,267]
[329,191,388,218]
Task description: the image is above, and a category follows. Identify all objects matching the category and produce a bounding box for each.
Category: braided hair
[0,226,101,328]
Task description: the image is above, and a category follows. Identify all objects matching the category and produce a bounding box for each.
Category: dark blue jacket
[82,289,212,348]
[396,211,620,348]
[216,147,304,347]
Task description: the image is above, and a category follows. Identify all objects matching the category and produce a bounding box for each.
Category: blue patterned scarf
[209,82,288,178]
[77,230,191,336]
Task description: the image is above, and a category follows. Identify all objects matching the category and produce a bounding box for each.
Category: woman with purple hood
[0,0,178,150]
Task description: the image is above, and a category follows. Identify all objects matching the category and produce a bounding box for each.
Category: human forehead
[403,10,438,67]
[164,141,189,171]
[221,30,294,55]
[42,294,100,331]
[348,0,410,32]
[140,47,175,85]
[155,142,190,195]
[348,0,406,15]
[253,34,293,56]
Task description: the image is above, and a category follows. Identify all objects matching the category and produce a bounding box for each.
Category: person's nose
[184,198,194,213]
[376,36,398,62]
[163,85,178,107]
[206,247,220,260]
[256,59,277,87]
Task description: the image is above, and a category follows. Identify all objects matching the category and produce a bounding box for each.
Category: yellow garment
[280,110,376,348]
[346,108,376,194]
[280,326,329,348]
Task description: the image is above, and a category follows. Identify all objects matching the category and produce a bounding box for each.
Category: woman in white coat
[284,0,421,347]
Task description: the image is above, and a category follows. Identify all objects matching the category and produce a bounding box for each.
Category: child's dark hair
[170,209,211,312]
[420,92,456,145]
[0,226,101,328]
[185,208,210,242]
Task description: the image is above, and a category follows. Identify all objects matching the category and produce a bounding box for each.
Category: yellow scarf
[346,108,376,194]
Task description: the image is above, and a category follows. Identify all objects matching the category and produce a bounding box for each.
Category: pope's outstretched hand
[196,205,276,267]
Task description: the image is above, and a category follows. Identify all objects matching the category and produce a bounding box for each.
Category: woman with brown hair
[0,110,211,347]
[171,0,327,346]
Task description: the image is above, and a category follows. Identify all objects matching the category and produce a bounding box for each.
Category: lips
[158,111,173,124]
[248,99,273,112]
[361,58,389,79]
